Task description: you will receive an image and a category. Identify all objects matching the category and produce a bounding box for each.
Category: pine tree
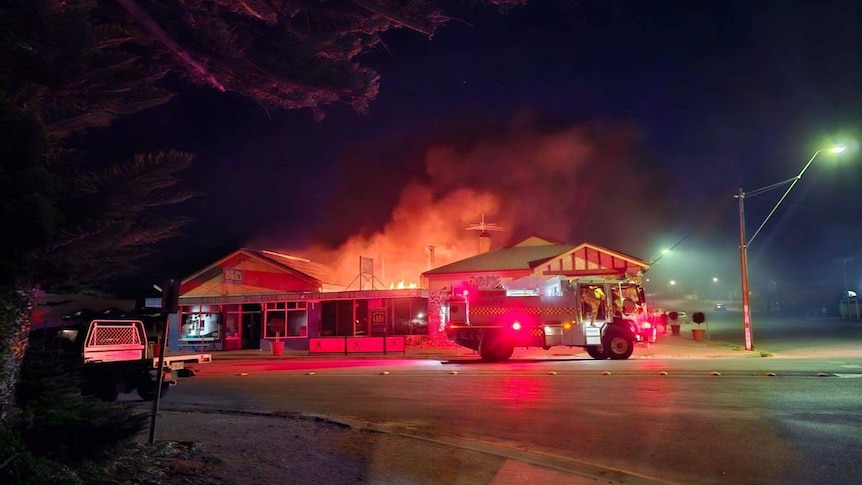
[0,0,526,421]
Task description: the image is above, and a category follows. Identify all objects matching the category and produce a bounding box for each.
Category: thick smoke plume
[275,120,669,287]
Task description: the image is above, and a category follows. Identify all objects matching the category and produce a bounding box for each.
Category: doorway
[241,304,262,349]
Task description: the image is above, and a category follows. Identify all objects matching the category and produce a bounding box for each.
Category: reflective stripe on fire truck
[469,307,579,315]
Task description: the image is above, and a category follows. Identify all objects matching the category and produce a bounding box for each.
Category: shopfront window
[393,297,428,335]
[181,305,222,341]
[265,302,307,338]
[321,300,358,336]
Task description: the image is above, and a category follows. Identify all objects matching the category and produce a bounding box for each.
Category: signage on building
[223,268,244,284]
[370,308,386,336]
[360,256,374,275]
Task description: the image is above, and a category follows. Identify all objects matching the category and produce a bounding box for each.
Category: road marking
[492,459,606,485]
[834,374,862,378]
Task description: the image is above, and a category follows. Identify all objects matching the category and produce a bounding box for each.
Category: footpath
[198,327,758,364]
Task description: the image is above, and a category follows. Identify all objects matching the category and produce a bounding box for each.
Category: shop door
[241,305,262,349]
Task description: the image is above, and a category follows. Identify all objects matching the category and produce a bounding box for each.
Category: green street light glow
[735,144,849,351]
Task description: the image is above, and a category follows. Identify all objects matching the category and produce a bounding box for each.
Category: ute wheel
[586,346,606,360]
[97,383,119,403]
[136,375,170,401]
[604,328,634,360]
[479,334,514,362]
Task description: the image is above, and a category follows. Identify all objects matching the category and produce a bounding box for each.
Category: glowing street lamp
[736,145,847,351]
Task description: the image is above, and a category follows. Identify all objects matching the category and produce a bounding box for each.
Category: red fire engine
[444,276,652,361]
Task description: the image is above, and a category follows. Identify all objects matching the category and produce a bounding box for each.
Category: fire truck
[444,276,652,361]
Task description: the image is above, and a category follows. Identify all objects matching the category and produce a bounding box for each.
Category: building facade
[172,248,427,352]
[169,237,647,352]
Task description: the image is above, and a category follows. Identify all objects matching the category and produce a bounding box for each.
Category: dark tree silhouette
[0,0,527,421]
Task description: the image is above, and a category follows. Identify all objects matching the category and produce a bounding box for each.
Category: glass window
[179,305,223,340]
[265,309,286,338]
[392,298,428,335]
[287,310,307,337]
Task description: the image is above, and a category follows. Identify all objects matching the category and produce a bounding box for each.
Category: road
[149,312,862,484]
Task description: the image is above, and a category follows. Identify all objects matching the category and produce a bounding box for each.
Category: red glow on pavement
[198,359,411,376]
[498,377,550,412]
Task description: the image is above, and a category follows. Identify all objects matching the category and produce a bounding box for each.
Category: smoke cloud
[262,118,672,287]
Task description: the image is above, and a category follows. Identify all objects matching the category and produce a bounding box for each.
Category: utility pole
[737,188,753,351]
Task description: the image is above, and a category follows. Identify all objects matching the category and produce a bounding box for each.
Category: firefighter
[611,287,623,316]
[593,286,607,319]
[582,285,610,322]
[581,286,599,323]
[659,311,669,334]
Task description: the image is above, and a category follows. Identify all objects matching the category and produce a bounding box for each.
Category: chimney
[479,231,491,254]
[427,245,436,270]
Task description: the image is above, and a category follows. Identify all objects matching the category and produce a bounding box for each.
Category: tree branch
[115,0,226,91]
[349,0,434,37]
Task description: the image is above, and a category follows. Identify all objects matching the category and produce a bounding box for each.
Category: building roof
[180,248,344,295]
[422,236,647,277]
[247,249,343,287]
[423,236,576,276]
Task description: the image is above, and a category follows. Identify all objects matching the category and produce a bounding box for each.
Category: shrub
[14,349,149,468]
[0,420,76,485]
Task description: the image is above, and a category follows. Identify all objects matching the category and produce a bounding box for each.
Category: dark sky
[91,0,862,299]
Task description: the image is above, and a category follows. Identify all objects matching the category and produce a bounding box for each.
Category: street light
[736,145,846,350]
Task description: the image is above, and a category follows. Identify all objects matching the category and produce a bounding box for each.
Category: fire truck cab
[444,276,650,361]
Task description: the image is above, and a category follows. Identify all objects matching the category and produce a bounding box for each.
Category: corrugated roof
[246,249,344,287]
[423,236,648,277]
[423,243,576,275]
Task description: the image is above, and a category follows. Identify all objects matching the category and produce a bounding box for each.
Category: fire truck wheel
[604,328,634,360]
[586,346,606,360]
[479,334,514,362]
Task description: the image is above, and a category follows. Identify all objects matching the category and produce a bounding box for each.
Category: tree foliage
[0,101,197,291]
[0,0,528,421]
[2,0,527,132]
[0,0,531,292]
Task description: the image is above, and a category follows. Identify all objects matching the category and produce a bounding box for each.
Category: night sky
[88,0,862,300]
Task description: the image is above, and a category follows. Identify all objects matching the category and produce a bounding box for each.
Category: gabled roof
[181,248,343,290]
[422,236,647,277]
[423,236,575,276]
[567,242,649,270]
[246,249,342,286]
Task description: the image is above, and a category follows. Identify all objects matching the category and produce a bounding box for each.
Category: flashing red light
[511,321,522,331]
